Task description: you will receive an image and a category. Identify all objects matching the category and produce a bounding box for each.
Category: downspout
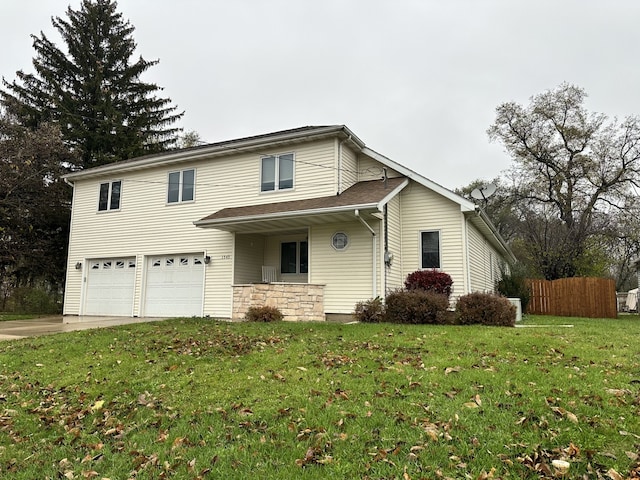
[355,209,377,298]
[383,203,389,296]
[464,215,472,295]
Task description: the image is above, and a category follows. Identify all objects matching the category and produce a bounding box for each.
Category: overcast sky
[1,0,639,189]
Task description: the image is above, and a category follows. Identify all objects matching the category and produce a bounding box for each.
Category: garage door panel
[144,254,204,317]
[84,258,136,316]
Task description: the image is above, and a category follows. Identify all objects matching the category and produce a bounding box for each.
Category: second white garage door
[144,254,204,317]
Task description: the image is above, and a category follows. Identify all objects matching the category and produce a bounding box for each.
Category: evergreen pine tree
[1,0,183,169]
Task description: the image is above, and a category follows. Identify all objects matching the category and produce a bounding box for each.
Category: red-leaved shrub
[404,269,453,298]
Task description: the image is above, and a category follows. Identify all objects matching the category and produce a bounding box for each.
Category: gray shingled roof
[195,177,407,226]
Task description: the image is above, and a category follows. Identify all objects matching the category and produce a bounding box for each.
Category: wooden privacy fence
[527,277,617,319]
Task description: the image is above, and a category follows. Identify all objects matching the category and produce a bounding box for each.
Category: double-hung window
[261,153,294,192]
[421,231,441,269]
[98,180,121,211]
[168,169,195,204]
[281,241,308,274]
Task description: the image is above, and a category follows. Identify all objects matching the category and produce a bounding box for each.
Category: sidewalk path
[0,316,167,341]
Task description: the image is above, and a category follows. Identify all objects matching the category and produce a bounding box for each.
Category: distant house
[62,125,515,321]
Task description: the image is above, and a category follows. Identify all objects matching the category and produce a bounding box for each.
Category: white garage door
[85,258,136,316]
[144,254,204,317]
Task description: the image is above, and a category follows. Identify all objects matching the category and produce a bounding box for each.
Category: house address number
[220,255,231,260]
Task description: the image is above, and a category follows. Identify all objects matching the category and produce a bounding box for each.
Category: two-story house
[62,125,515,321]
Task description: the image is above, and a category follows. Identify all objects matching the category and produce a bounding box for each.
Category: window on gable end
[421,231,441,269]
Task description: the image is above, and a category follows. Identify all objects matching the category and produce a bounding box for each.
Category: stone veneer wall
[232,283,325,321]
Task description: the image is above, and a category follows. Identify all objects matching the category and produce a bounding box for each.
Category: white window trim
[167,168,196,204]
[419,230,442,269]
[97,179,122,212]
[260,153,295,193]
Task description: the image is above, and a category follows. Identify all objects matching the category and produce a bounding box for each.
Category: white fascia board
[361,147,476,212]
[376,178,409,209]
[194,203,379,228]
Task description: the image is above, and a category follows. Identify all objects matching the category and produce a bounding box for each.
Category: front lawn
[0,315,639,479]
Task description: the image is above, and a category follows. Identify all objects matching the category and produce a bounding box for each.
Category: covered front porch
[193,178,408,320]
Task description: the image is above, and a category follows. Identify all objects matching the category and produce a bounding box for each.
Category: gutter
[355,209,377,298]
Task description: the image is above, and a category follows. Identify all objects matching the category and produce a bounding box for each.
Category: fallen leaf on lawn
[477,467,496,479]
[297,367,308,371]
[81,471,99,478]
[550,406,578,423]
[90,400,105,412]
[606,388,631,397]
[444,366,461,375]
[463,402,479,409]
[551,460,570,475]
[607,468,624,480]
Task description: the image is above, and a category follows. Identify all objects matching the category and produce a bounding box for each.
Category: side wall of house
[467,221,503,293]
[398,182,467,298]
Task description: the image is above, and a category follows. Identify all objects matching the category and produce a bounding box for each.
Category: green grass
[0,315,639,479]
[0,314,40,322]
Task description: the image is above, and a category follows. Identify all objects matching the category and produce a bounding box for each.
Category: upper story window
[421,231,441,269]
[261,153,294,192]
[98,180,121,211]
[168,169,195,204]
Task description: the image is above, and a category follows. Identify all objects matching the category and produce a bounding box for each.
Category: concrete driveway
[0,316,167,341]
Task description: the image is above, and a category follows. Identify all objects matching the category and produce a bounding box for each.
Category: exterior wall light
[75,262,83,270]
[204,256,211,264]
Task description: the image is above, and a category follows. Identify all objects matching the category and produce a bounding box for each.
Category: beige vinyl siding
[399,182,466,298]
[385,194,404,293]
[357,155,401,182]
[233,234,265,284]
[338,143,359,192]
[467,221,502,293]
[311,220,380,313]
[64,138,339,317]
